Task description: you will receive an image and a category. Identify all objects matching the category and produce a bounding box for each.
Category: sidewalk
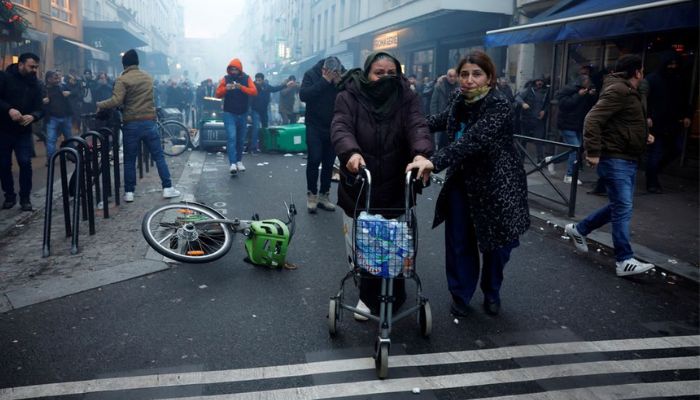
[523,163,699,282]
[0,149,204,313]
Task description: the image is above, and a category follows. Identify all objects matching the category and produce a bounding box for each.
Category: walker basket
[354,211,416,278]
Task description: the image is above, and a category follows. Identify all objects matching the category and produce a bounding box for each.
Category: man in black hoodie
[0,53,44,211]
[249,73,285,153]
[300,56,344,213]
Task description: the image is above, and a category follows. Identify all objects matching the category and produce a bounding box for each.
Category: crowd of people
[0,46,686,320]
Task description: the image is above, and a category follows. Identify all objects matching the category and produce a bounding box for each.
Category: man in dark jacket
[43,70,73,160]
[516,77,549,161]
[429,68,457,150]
[300,57,344,213]
[249,73,284,153]
[279,75,299,124]
[548,75,597,183]
[645,52,693,193]
[565,55,655,277]
[0,53,44,211]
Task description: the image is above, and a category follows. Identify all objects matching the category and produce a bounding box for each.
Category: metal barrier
[81,131,109,218]
[514,135,582,217]
[43,147,82,257]
[61,137,96,235]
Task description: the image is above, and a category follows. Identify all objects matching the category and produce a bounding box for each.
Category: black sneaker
[2,200,16,209]
[20,201,33,212]
[450,300,470,317]
[483,299,501,316]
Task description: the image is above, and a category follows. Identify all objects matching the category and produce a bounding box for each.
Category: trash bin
[264,124,307,153]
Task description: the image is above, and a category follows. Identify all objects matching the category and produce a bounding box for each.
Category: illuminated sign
[373,31,399,50]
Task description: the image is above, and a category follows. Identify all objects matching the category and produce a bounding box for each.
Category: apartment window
[350,0,359,25]
[330,5,335,46]
[51,0,72,23]
[340,0,345,29]
[14,0,31,7]
[323,9,328,50]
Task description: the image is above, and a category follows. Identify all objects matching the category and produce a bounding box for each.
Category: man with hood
[429,68,458,150]
[645,51,693,193]
[565,55,656,277]
[215,58,258,174]
[97,49,181,203]
[300,56,344,213]
[0,53,44,211]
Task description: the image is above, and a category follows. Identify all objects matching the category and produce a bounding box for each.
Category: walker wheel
[419,300,432,338]
[374,340,390,379]
[328,298,339,336]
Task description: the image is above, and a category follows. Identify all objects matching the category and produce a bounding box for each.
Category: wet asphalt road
[0,152,697,399]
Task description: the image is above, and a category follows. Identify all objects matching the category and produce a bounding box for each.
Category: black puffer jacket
[427,88,530,252]
[0,63,44,135]
[300,58,341,131]
[331,77,433,217]
[555,80,597,132]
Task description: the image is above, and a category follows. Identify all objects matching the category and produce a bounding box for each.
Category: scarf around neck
[463,85,491,104]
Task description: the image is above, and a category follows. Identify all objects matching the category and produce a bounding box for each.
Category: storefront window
[447,45,483,69]
[411,49,433,80]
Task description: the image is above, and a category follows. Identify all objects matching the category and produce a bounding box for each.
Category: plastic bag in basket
[355,211,413,278]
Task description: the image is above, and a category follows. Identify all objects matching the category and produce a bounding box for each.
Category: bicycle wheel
[158,120,191,156]
[142,203,232,263]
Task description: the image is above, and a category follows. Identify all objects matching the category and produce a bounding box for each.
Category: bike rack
[43,147,82,257]
[514,135,582,217]
[97,126,120,206]
[61,137,96,235]
[82,131,109,218]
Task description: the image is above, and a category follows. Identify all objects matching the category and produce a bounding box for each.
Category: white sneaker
[565,223,588,252]
[354,300,370,321]
[163,187,181,198]
[563,176,583,185]
[544,156,556,175]
[124,192,134,202]
[236,161,246,171]
[615,258,655,277]
[229,163,238,175]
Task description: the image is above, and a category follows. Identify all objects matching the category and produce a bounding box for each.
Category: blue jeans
[305,126,335,194]
[122,120,172,193]
[223,112,247,164]
[249,109,267,152]
[46,116,73,159]
[0,132,33,202]
[576,158,637,262]
[445,180,519,305]
[559,129,580,177]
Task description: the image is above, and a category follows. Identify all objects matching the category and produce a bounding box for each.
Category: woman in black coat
[331,51,433,319]
[407,51,530,317]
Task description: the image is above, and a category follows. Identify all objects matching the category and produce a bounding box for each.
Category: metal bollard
[82,131,109,218]
[61,137,96,235]
[43,147,82,257]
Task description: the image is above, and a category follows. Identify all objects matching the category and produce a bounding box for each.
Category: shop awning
[59,38,110,61]
[485,0,699,47]
[83,20,148,49]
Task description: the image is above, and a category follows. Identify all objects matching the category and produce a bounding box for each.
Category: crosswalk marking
[156,356,699,400]
[479,381,700,400]
[1,335,698,400]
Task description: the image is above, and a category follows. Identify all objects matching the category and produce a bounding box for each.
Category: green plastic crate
[265,124,307,152]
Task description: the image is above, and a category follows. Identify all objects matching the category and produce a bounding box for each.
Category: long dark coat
[331,77,433,217]
[428,88,530,252]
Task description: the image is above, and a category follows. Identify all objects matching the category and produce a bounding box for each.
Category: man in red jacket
[215,59,257,174]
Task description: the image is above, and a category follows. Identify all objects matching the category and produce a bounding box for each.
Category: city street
[0,152,698,399]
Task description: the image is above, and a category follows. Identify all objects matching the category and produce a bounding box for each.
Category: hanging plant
[0,0,29,40]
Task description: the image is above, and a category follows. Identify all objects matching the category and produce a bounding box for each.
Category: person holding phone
[299,56,345,213]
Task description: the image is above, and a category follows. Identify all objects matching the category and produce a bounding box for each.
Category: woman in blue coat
[407,51,530,317]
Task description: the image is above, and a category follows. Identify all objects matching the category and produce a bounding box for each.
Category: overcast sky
[182,0,244,38]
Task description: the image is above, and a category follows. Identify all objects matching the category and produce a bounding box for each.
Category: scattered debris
[284,153,293,157]
[453,318,459,324]
[412,388,421,394]
[560,235,570,240]
[198,284,208,289]
[667,259,678,264]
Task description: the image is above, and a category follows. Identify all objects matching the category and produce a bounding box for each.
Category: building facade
[9,0,89,76]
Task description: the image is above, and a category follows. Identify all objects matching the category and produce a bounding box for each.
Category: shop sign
[373,31,399,50]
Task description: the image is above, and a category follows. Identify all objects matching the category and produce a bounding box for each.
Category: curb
[0,151,204,313]
[528,208,699,284]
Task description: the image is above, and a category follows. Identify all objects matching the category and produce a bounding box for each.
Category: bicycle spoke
[157,231,175,245]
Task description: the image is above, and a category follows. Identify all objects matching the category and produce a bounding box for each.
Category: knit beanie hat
[122,49,139,68]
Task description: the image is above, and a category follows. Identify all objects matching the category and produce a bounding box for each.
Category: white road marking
[1,335,697,400]
[160,356,700,400]
[479,381,700,399]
